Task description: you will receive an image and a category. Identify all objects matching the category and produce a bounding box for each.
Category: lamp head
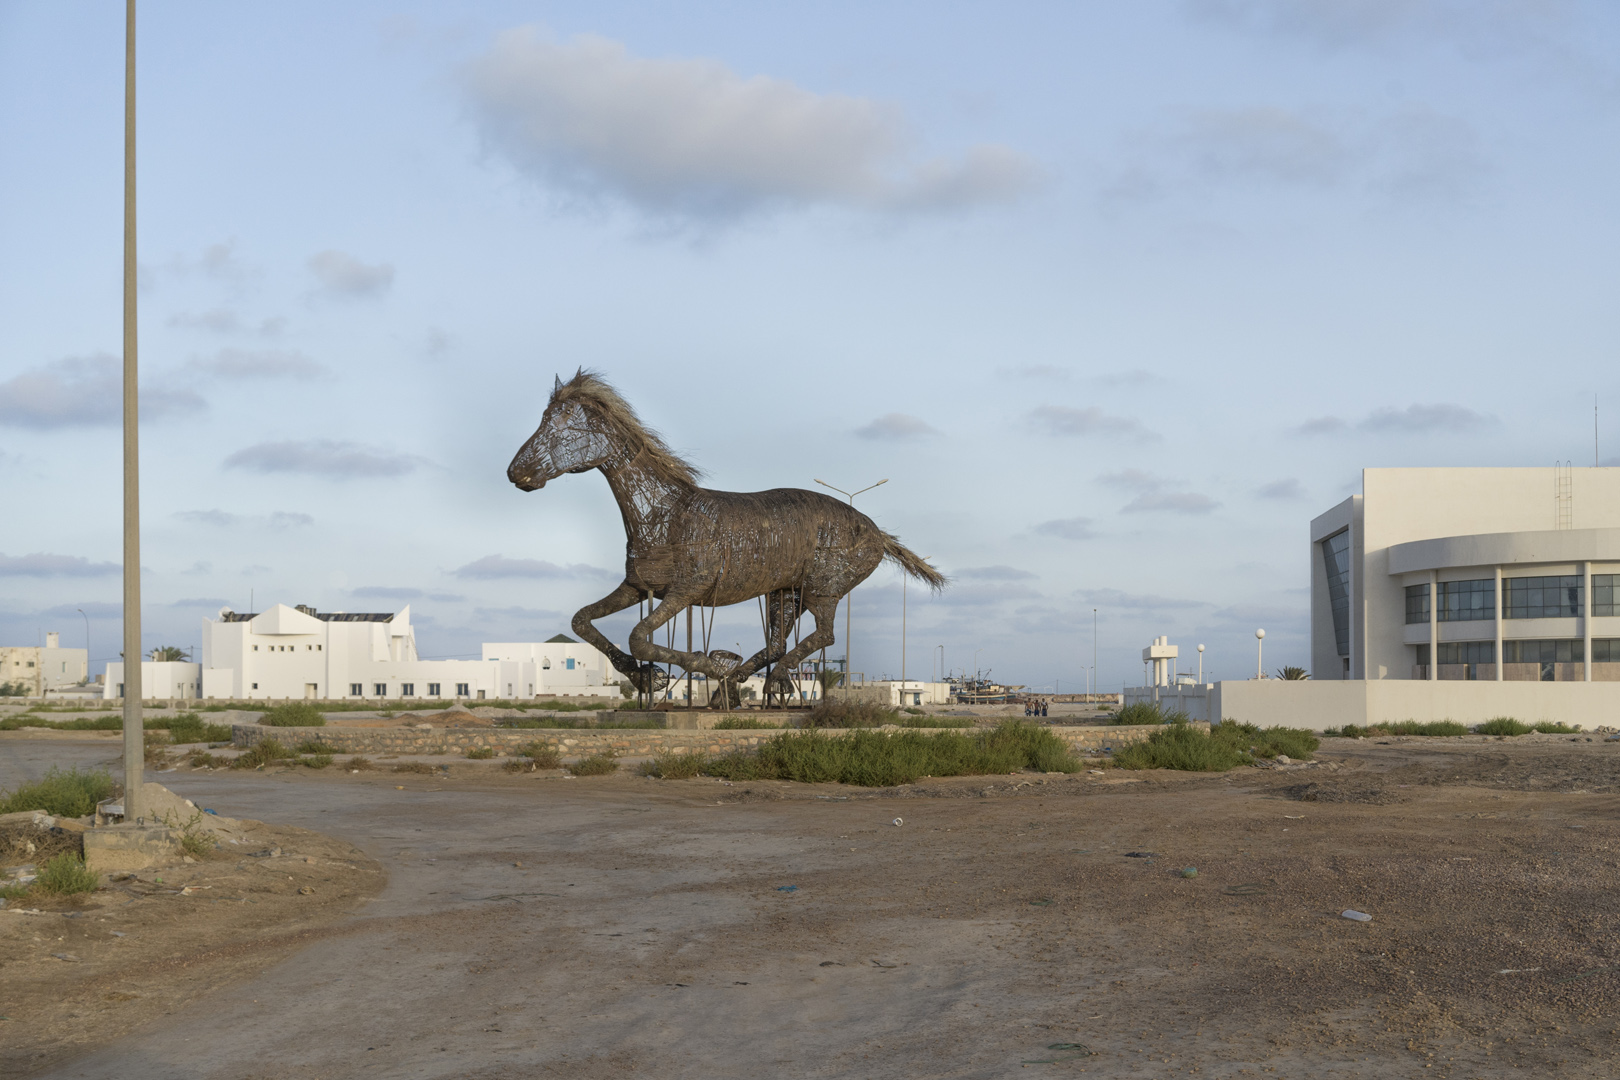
[1255,629,1266,640]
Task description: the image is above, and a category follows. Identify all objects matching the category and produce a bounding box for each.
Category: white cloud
[855,413,939,440]
[0,355,205,429]
[1181,107,1353,186]
[1000,364,1070,381]
[352,586,423,599]
[957,565,1038,581]
[308,250,395,298]
[1294,403,1495,436]
[176,509,314,529]
[1029,406,1157,440]
[1256,478,1306,500]
[453,554,613,580]
[223,440,429,478]
[168,308,243,333]
[1123,491,1220,514]
[461,28,1038,222]
[1075,587,1212,611]
[1034,517,1096,541]
[185,348,325,381]
[0,552,120,577]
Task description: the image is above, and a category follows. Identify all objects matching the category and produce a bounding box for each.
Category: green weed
[1109,702,1190,725]
[516,743,563,769]
[294,739,336,754]
[230,739,292,769]
[713,716,778,729]
[0,767,116,817]
[465,746,496,760]
[258,703,327,727]
[1336,720,1470,738]
[804,699,901,728]
[640,751,707,779]
[1112,721,1320,772]
[33,852,99,895]
[568,753,620,776]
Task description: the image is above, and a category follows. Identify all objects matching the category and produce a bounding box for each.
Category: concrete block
[83,825,179,873]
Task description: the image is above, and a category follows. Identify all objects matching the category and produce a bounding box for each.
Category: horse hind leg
[770,594,838,705]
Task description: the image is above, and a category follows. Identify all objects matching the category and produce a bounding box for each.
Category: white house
[104,603,618,701]
[1,632,89,695]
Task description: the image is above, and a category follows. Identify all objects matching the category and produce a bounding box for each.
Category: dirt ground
[8,733,1620,1078]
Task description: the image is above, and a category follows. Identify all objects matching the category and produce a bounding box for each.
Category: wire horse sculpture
[507,370,948,706]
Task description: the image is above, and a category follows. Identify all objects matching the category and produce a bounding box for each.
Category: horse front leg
[571,581,651,688]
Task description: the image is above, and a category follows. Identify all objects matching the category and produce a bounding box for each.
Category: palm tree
[150,646,190,662]
[1276,665,1309,681]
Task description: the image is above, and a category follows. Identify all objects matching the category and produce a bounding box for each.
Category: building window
[401,683,415,696]
[1503,639,1584,663]
[1437,579,1494,622]
[1321,530,1351,658]
[349,683,363,696]
[1405,584,1429,625]
[374,683,387,696]
[456,682,469,696]
[565,658,575,670]
[253,645,259,651]
[427,683,441,697]
[1593,639,1620,663]
[1504,576,1582,619]
[251,682,258,690]
[1594,575,1617,617]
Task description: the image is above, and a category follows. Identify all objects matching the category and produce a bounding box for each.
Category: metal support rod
[121,0,143,821]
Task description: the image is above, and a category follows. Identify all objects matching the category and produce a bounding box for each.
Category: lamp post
[78,609,90,685]
[937,644,944,686]
[120,0,144,821]
[814,478,887,686]
[1092,608,1098,703]
[1255,629,1265,680]
[1197,643,1204,683]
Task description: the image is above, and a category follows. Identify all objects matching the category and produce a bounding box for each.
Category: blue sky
[2,1,1618,689]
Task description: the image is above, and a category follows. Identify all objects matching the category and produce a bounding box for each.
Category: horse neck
[598,447,690,538]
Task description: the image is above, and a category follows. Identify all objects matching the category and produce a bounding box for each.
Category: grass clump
[465,746,496,760]
[1331,720,1470,738]
[568,752,620,776]
[895,715,975,728]
[1473,717,1580,736]
[392,761,436,775]
[186,748,227,769]
[165,712,232,743]
[258,703,326,727]
[714,716,777,729]
[0,767,116,817]
[346,756,376,770]
[230,739,291,769]
[803,698,901,728]
[1113,721,1320,772]
[301,753,335,769]
[640,751,707,779]
[33,852,99,895]
[1109,702,1189,725]
[294,739,335,754]
[516,743,563,769]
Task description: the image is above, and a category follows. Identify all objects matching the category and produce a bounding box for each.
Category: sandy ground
[5,735,1620,1077]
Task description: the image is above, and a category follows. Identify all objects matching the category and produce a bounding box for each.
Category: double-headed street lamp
[813,478,887,684]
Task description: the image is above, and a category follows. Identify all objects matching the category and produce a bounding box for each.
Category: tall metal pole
[121,0,144,821]
[900,575,906,704]
[77,609,90,684]
[814,478,886,688]
[1092,608,1097,703]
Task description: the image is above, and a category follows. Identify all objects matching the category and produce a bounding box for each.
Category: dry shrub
[392,762,436,775]
[568,753,619,776]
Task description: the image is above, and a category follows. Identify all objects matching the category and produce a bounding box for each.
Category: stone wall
[230,721,1175,759]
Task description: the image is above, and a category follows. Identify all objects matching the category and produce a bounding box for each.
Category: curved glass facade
[1504,576,1582,619]
[1322,530,1351,659]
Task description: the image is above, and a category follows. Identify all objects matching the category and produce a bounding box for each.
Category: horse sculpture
[507,370,947,704]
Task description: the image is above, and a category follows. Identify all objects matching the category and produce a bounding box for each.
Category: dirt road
[12,735,1620,1078]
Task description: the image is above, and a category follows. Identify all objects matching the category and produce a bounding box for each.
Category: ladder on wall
[1555,461,1573,529]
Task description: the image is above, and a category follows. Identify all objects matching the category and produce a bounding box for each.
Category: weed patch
[392,762,436,775]
[515,743,562,769]
[1332,721,1470,738]
[713,716,777,729]
[186,748,227,769]
[34,852,98,895]
[1113,722,1320,772]
[1110,702,1189,726]
[465,747,496,760]
[896,716,975,728]
[294,739,335,755]
[641,751,706,779]
[258,703,326,727]
[165,713,232,743]
[301,753,335,769]
[568,753,620,776]
[804,699,901,728]
[346,756,376,770]
[0,767,116,817]
[230,739,292,769]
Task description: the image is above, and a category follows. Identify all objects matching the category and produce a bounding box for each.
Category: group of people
[1023,699,1049,718]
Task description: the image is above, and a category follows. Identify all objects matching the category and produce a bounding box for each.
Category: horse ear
[553,374,563,394]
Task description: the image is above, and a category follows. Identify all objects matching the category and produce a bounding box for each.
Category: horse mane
[552,369,704,486]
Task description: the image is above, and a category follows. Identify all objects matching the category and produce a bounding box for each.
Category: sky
[2,1,1618,691]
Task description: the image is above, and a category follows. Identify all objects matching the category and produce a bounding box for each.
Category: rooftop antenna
[1596,394,1600,467]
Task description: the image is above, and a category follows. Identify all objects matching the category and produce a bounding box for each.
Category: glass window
[349,683,362,696]
[427,682,441,697]
[1438,641,1496,665]
[1503,639,1585,663]
[566,658,576,670]
[1594,575,1617,618]
[1504,576,1583,618]
[456,682,469,696]
[374,682,387,696]
[1593,639,1620,663]
[1322,530,1351,656]
[1405,584,1430,624]
[1438,579,1494,622]
[401,683,415,696]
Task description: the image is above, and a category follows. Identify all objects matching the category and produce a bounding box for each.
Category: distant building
[103,603,617,701]
[0,632,89,696]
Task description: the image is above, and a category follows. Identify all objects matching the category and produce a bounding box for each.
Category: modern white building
[0,632,89,695]
[104,603,618,701]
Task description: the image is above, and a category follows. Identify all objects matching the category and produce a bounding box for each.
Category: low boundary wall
[1213,679,1620,731]
[229,722,1173,758]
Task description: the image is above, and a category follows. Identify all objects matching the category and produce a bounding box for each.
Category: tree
[1276,666,1310,681]
[150,646,190,662]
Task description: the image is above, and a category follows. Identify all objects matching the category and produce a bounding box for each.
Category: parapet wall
[229,722,1173,759]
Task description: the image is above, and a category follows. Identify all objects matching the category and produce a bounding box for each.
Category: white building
[0,632,89,695]
[104,603,618,701]
[1125,468,1620,730]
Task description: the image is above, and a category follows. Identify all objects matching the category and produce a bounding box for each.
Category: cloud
[223,440,429,478]
[1294,403,1495,436]
[1099,468,1163,491]
[1093,369,1155,387]
[185,348,325,380]
[460,28,1038,222]
[0,355,206,429]
[1256,478,1306,500]
[170,597,232,608]
[452,555,613,580]
[957,565,1037,581]
[1075,587,1212,611]
[1178,107,1352,186]
[352,586,423,600]
[41,601,120,618]
[1033,517,1096,541]
[308,250,394,298]
[1001,364,1070,381]
[1184,0,1566,53]
[1122,491,1220,514]
[0,552,120,577]
[1029,406,1157,440]
[855,413,938,440]
[174,509,314,528]
[168,309,243,333]
[474,605,566,621]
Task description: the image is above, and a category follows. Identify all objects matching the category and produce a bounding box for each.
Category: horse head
[507,374,624,491]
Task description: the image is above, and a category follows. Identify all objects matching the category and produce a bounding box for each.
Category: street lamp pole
[814,478,887,687]
[77,609,90,685]
[1092,608,1098,703]
[1255,629,1265,680]
[121,0,144,821]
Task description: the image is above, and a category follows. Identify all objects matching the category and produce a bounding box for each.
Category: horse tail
[882,534,949,592]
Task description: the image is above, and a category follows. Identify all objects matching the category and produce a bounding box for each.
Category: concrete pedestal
[83,825,179,873]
